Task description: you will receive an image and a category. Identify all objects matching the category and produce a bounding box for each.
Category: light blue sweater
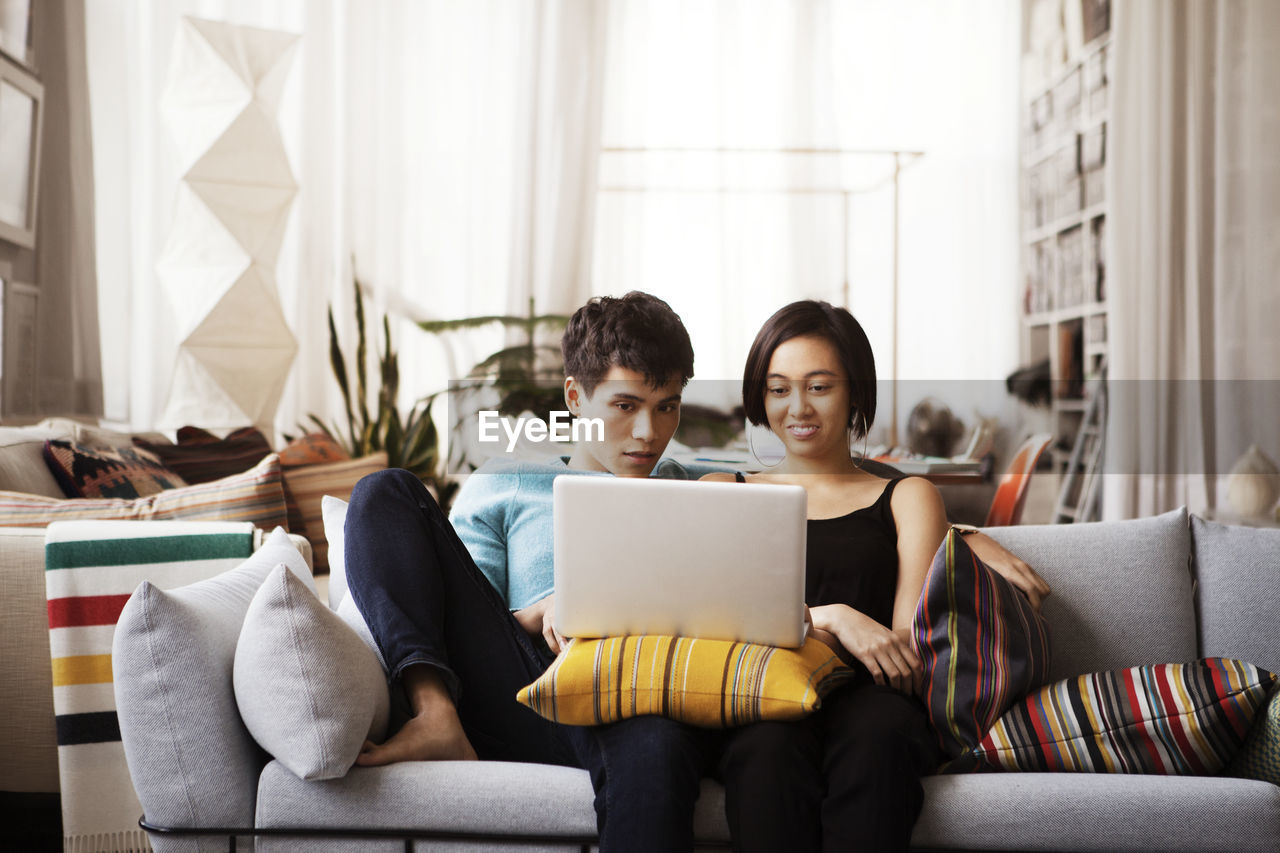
[449,455,718,610]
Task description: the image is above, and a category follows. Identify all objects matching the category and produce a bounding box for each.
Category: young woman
[703,300,1048,853]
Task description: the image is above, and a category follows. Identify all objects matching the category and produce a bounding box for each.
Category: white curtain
[594,0,1021,440]
[1104,0,1280,519]
[87,0,1019,446]
[33,0,102,416]
[86,0,604,439]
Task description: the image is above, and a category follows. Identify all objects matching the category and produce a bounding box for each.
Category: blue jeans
[344,469,716,852]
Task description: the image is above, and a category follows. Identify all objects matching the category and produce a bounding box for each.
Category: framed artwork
[1,277,38,417]
[0,0,31,68]
[0,49,41,248]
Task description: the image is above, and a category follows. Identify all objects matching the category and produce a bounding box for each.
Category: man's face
[564,366,683,477]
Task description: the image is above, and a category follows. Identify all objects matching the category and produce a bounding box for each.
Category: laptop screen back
[553,476,808,648]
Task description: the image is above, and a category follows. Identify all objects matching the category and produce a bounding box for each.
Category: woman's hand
[963,532,1051,611]
[810,603,921,693]
[513,593,567,654]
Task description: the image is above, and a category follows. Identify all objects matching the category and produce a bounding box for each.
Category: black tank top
[736,473,902,628]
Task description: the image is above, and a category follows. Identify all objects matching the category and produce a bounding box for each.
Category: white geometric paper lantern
[157,17,300,432]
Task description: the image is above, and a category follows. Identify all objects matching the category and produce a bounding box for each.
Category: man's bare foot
[355,665,478,766]
[355,709,479,765]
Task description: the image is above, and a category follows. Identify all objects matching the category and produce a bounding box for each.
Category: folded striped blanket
[45,520,255,853]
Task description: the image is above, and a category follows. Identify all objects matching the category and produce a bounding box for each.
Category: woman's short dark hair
[561,291,695,396]
[742,300,877,440]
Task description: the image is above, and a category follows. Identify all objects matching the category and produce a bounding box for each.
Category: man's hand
[964,531,1051,611]
[513,593,567,654]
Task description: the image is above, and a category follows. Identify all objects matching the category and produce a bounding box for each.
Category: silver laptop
[553,476,808,648]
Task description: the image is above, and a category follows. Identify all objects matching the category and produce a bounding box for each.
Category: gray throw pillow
[112,527,315,852]
[234,564,390,781]
[1192,514,1280,674]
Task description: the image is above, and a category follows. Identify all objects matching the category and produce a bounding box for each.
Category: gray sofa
[116,507,1280,852]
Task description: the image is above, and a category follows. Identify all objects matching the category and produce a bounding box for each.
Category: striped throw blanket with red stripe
[45,520,255,853]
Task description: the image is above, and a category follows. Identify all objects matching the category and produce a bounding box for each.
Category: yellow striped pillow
[517,635,854,728]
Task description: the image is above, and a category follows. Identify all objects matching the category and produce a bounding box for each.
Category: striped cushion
[1228,681,1280,783]
[133,425,272,484]
[913,528,1052,759]
[280,453,387,573]
[963,659,1276,774]
[0,453,288,530]
[277,433,349,536]
[43,439,187,498]
[516,635,854,728]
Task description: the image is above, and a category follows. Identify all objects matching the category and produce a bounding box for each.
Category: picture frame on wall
[0,49,42,249]
[0,0,32,68]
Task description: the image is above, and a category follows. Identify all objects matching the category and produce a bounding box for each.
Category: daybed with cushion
[108,506,1280,852]
[0,419,378,851]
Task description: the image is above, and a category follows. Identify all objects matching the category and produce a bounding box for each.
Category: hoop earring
[848,416,869,470]
[747,423,785,468]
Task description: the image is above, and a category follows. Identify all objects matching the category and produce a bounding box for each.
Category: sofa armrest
[0,528,59,794]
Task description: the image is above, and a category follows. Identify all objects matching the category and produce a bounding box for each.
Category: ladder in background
[1053,363,1107,523]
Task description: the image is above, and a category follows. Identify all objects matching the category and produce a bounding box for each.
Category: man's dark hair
[561,291,695,396]
[742,300,877,440]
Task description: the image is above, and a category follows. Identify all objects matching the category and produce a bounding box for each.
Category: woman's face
[763,335,852,461]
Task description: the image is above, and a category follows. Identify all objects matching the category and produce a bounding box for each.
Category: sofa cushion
[0,527,60,794]
[980,508,1195,680]
[256,759,1280,853]
[1231,683,1280,784]
[234,565,389,781]
[113,528,314,852]
[280,453,387,574]
[255,761,732,848]
[0,424,75,497]
[1191,515,1280,674]
[133,426,272,485]
[517,635,853,727]
[914,528,1051,759]
[321,495,348,609]
[0,453,289,530]
[913,771,1280,852]
[963,658,1275,774]
[277,432,350,467]
[43,439,187,498]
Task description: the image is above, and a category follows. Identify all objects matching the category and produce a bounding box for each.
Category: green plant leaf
[327,307,355,453]
[354,281,370,446]
[470,344,564,379]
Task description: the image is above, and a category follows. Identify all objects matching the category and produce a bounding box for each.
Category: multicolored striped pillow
[516,635,855,728]
[913,527,1052,759]
[961,659,1276,774]
[0,453,288,530]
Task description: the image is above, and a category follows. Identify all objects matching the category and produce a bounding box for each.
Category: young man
[344,291,717,853]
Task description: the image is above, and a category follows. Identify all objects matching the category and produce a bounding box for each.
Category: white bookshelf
[1019,10,1112,471]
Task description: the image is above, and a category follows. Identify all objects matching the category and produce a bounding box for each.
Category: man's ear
[564,377,582,416]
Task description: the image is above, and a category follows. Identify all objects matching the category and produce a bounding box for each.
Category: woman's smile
[786,424,820,439]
